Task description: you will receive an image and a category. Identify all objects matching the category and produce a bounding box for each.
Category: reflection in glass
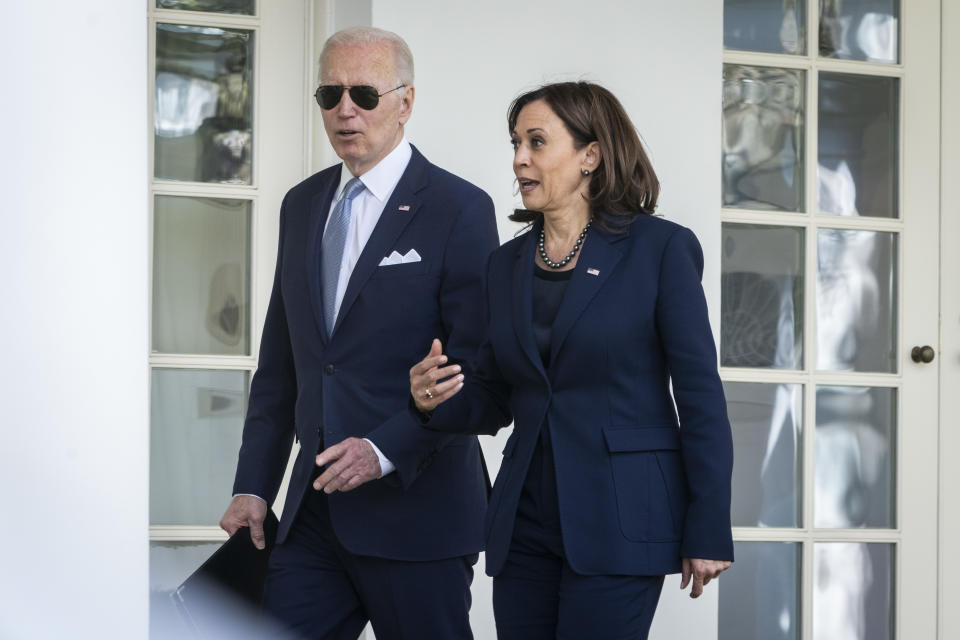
[721,224,804,369]
[813,543,894,640]
[725,382,802,527]
[820,0,899,63]
[723,65,805,211]
[724,0,806,55]
[155,24,254,184]
[719,542,801,640]
[150,541,220,636]
[815,386,896,528]
[816,229,897,372]
[153,196,251,355]
[157,0,255,14]
[150,368,247,525]
[818,73,899,218]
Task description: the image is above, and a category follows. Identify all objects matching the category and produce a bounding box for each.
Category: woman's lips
[518,178,539,193]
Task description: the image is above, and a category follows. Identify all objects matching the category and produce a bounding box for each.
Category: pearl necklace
[538,219,592,269]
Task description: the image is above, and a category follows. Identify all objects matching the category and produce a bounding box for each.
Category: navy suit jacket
[423,214,735,576]
[232,146,499,561]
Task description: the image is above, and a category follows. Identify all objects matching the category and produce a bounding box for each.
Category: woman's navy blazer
[423,214,735,577]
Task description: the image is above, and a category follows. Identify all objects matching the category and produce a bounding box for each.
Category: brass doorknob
[911,345,935,363]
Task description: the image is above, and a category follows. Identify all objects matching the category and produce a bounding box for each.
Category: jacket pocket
[369,260,430,278]
[603,426,685,542]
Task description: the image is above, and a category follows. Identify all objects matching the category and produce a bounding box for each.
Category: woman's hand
[680,557,731,598]
[410,339,465,413]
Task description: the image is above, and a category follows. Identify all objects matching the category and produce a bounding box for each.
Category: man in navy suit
[218,26,498,639]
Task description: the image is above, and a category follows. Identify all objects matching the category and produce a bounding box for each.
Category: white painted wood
[938,2,960,638]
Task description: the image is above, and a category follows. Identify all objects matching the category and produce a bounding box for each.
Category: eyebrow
[526,128,546,134]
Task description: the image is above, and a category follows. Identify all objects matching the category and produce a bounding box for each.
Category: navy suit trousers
[262,487,476,640]
[493,430,664,639]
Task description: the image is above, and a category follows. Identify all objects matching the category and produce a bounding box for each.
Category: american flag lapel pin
[398,204,411,211]
[587,267,600,276]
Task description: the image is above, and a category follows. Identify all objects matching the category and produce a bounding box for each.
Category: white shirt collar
[335,138,412,203]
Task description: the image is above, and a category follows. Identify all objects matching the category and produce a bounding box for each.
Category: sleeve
[231,194,297,505]
[655,227,735,562]
[364,189,507,489]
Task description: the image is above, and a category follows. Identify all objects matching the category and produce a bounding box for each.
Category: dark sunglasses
[314,84,406,110]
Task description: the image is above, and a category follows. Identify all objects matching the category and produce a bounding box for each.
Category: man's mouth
[337,130,360,137]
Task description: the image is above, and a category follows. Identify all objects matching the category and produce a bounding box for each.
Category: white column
[0,3,149,638]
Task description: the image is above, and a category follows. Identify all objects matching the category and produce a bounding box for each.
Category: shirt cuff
[363,438,395,477]
[232,493,267,504]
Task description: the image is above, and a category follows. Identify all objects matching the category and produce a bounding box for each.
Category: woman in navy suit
[409,82,734,639]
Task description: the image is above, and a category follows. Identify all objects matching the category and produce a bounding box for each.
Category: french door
[717,1,940,639]
[146,0,309,634]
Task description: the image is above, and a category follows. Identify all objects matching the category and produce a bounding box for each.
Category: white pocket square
[379,249,422,266]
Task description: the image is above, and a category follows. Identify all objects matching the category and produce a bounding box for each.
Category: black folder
[171,510,280,637]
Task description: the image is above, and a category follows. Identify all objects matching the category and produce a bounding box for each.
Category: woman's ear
[582,140,601,172]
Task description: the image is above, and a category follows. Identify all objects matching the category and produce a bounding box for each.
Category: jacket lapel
[330,148,428,337]
[512,223,548,381]
[548,225,628,366]
[306,172,341,343]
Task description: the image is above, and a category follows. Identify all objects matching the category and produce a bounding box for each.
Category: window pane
[815,386,896,528]
[157,0,255,14]
[813,543,895,640]
[155,23,254,184]
[820,0,899,63]
[150,368,247,525]
[719,542,801,640]
[818,73,899,218]
[816,229,897,373]
[723,65,805,211]
[725,382,802,527]
[150,541,220,636]
[721,224,804,369]
[153,195,251,356]
[724,0,806,55]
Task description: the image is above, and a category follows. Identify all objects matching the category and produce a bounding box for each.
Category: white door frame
[938,2,959,638]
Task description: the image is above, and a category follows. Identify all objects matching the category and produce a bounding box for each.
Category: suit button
[324,364,335,375]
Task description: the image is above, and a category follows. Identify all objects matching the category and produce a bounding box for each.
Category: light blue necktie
[321,177,365,334]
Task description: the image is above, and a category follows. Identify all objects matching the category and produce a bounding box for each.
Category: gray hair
[319,27,414,87]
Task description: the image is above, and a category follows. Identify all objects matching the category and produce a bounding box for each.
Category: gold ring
[424,389,434,400]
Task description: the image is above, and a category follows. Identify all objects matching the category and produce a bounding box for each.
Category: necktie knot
[341,177,365,203]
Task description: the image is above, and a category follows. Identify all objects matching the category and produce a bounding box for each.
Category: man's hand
[313,437,382,493]
[680,557,731,598]
[219,495,268,550]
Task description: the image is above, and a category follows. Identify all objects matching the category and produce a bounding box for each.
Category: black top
[532,264,573,368]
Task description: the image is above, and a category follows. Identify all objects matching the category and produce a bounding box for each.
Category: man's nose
[336,90,358,116]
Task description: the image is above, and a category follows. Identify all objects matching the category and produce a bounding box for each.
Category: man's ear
[398,85,415,126]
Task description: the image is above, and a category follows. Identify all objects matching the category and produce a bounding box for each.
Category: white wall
[370,1,723,637]
[0,4,149,639]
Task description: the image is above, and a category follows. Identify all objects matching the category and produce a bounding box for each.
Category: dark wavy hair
[507,81,660,231]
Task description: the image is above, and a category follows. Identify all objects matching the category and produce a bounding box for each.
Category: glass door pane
[157,0,256,15]
[150,368,248,525]
[155,23,254,184]
[152,195,251,356]
[819,0,899,64]
[724,0,807,55]
[816,229,898,373]
[818,73,899,218]
[723,65,806,211]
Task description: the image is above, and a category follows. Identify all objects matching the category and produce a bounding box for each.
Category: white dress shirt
[236,140,411,504]
[324,139,412,478]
